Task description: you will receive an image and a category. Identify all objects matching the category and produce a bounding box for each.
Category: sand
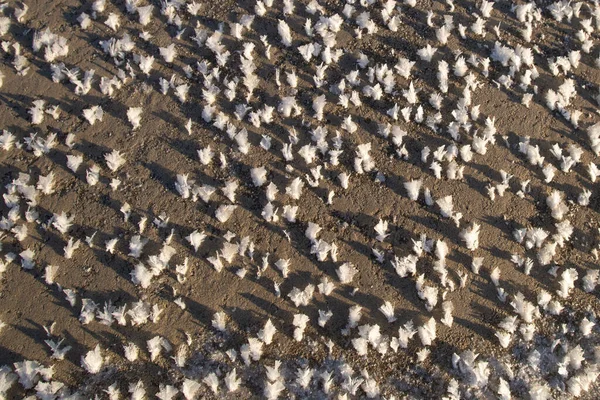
[0,0,599,398]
